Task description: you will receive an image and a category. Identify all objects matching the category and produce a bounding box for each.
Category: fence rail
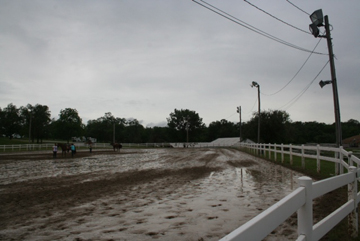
[220,143,360,241]
[0,141,240,152]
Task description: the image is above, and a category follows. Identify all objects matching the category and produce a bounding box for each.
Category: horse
[85,139,93,152]
[57,143,70,156]
[110,142,122,152]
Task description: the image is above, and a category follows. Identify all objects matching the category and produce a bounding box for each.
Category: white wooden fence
[0,141,238,152]
[221,143,360,241]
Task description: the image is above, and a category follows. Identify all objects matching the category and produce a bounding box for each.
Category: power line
[286,0,310,15]
[279,60,329,110]
[243,0,311,35]
[248,95,258,113]
[192,0,327,55]
[261,37,323,96]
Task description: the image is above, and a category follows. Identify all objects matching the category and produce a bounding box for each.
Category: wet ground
[0,148,303,240]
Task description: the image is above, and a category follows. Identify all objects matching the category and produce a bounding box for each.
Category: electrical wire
[279,60,330,110]
[286,0,310,15]
[261,37,323,96]
[248,95,258,113]
[192,0,327,55]
[243,0,311,35]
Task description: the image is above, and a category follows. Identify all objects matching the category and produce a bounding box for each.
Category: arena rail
[220,143,360,241]
[0,141,238,152]
[220,168,360,240]
[240,142,360,174]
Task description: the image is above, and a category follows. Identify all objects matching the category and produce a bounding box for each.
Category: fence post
[335,151,339,175]
[348,166,358,238]
[339,147,344,174]
[281,143,284,163]
[290,144,293,165]
[301,145,305,169]
[348,152,353,166]
[274,143,277,162]
[316,145,320,173]
[297,176,313,240]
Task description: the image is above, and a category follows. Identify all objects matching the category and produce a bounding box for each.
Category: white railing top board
[220,187,305,241]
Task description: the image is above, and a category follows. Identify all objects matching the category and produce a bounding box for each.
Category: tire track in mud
[0,165,222,229]
[0,148,301,240]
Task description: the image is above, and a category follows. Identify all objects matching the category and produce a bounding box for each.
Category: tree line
[0,103,359,144]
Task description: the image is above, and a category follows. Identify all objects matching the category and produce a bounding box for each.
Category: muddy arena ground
[0,148,303,241]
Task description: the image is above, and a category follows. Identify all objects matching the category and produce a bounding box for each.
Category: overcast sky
[1,0,359,127]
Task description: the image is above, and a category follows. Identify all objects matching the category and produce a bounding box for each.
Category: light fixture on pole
[309,9,324,38]
[251,81,260,144]
[319,80,332,88]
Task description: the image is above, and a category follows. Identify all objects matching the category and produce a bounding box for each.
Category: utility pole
[237,106,242,142]
[29,111,32,143]
[113,122,115,144]
[324,15,342,148]
[185,115,190,146]
[310,10,343,174]
[251,81,260,143]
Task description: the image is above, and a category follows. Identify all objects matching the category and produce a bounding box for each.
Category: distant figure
[53,143,58,158]
[89,143,92,153]
[71,143,76,157]
[110,142,122,152]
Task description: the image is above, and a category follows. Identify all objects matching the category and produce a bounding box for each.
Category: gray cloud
[0,0,359,126]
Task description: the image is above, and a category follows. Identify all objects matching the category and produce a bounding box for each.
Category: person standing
[89,143,92,153]
[53,143,58,158]
[71,143,75,157]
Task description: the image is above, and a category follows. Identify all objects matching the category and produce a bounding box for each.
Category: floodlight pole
[29,111,32,143]
[237,106,242,142]
[257,85,260,144]
[251,81,261,144]
[324,15,342,148]
[113,122,115,144]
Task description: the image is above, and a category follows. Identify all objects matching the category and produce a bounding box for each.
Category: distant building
[71,136,97,143]
[342,134,360,148]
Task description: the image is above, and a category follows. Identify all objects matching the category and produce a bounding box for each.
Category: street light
[309,9,342,149]
[184,115,190,147]
[251,81,260,144]
[237,106,242,142]
[309,9,324,38]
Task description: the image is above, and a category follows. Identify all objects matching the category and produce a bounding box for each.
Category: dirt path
[0,148,302,240]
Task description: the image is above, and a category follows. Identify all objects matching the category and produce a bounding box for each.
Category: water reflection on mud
[0,148,302,240]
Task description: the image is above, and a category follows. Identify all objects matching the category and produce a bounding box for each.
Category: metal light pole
[237,106,242,142]
[113,122,115,144]
[184,115,190,147]
[251,81,260,143]
[29,111,32,143]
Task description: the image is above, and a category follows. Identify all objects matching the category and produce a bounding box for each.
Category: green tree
[20,104,51,143]
[208,119,238,141]
[0,103,22,139]
[145,126,171,143]
[243,110,290,143]
[342,119,360,139]
[123,118,145,143]
[86,112,126,142]
[167,109,205,142]
[55,108,83,142]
